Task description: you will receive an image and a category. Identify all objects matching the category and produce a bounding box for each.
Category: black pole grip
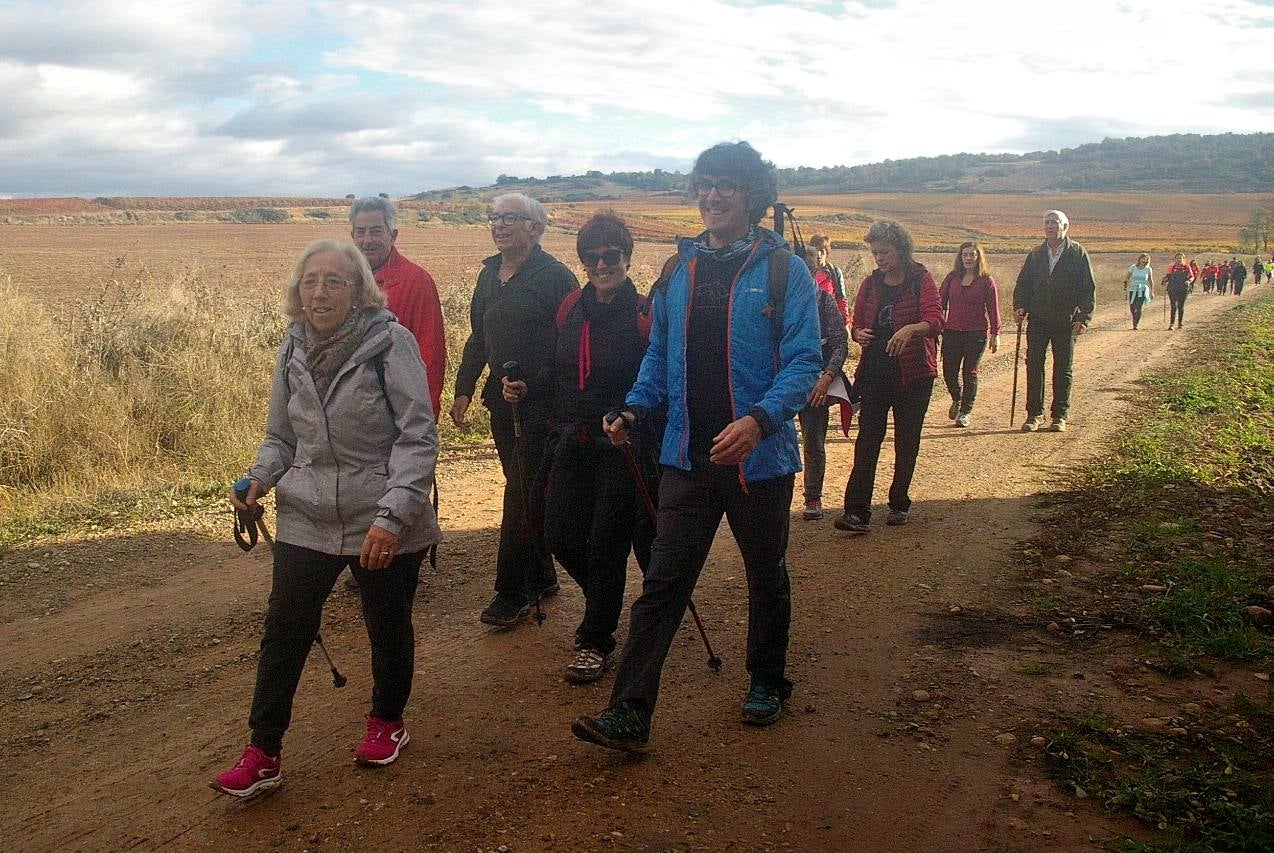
[502,360,522,383]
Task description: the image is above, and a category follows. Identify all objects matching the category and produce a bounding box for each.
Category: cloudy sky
[2,0,1272,197]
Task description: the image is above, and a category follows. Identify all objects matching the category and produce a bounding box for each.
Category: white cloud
[0,0,1271,195]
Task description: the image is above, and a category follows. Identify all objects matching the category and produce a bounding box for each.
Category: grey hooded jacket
[248,308,443,555]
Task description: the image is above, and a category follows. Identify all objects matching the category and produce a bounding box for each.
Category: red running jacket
[375,246,446,419]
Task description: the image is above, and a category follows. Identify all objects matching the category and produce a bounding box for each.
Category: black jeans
[611,464,794,719]
[541,435,639,654]
[248,542,422,755]
[798,403,830,504]
[489,402,556,601]
[940,331,987,414]
[1025,319,1076,421]
[1129,295,1146,328]
[842,378,933,521]
[1167,286,1188,327]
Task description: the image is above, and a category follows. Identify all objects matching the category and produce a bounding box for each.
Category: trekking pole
[605,411,722,672]
[1009,320,1023,427]
[502,361,546,627]
[233,477,346,688]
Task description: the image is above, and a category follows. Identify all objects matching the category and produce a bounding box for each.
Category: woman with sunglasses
[503,211,653,682]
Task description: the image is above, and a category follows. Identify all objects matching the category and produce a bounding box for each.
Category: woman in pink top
[938,242,1001,427]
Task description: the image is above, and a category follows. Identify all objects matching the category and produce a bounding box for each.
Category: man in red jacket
[350,197,446,420]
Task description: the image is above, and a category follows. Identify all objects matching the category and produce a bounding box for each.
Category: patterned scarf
[305,308,369,400]
[692,226,759,261]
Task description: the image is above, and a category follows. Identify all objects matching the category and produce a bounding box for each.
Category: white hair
[282,240,385,322]
[1044,209,1069,229]
[492,192,548,228]
[349,196,397,231]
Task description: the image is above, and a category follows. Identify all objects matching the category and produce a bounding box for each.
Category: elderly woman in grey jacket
[212,239,442,799]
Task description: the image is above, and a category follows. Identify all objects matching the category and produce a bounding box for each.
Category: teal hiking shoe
[572,701,649,753]
[741,681,789,726]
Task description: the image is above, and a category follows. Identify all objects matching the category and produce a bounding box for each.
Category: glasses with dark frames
[693,177,741,199]
[487,212,534,226]
[580,248,625,267]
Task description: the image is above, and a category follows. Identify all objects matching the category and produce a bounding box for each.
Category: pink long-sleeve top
[938,272,1001,336]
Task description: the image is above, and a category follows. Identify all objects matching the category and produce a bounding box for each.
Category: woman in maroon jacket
[835,221,943,532]
[938,242,1001,427]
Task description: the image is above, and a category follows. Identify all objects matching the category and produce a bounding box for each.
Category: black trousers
[1025,319,1076,421]
[842,378,933,521]
[1168,286,1188,326]
[1129,295,1146,327]
[489,402,556,600]
[248,542,422,755]
[940,331,988,414]
[611,464,794,718]
[797,403,830,504]
[542,435,639,654]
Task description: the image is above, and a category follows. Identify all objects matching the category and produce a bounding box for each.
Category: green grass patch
[1044,703,1274,851]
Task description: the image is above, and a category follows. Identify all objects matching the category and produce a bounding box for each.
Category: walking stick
[1009,320,1024,427]
[233,478,347,688]
[502,361,546,626]
[605,411,722,672]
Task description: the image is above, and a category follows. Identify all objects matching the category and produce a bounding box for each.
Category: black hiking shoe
[572,702,649,752]
[833,512,870,533]
[741,680,789,726]
[480,593,530,627]
[886,509,910,526]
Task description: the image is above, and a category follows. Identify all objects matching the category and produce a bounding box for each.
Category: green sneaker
[741,681,789,726]
[572,702,649,752]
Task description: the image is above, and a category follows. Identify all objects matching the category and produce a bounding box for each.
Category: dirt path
[0,288,1259,851]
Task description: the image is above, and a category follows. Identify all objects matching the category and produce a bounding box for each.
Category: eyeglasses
[693,178,740,199]
[580,248,625,267]
[300,276,351,293]
[487,212,534,226]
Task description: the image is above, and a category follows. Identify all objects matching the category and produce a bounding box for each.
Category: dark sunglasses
[693,177,740,199]
[580,248,625,267]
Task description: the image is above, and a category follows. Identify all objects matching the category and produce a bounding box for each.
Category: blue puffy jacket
[627,228,822,484]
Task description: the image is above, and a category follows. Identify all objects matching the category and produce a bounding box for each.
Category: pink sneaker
[355,715,410,766]
[209,744,282,798]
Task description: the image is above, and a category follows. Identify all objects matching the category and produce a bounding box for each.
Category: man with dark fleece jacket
[1013,209,1096,433]
[452,193,579,628]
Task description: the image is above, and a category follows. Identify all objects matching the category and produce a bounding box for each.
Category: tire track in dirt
[0,288,1259,850]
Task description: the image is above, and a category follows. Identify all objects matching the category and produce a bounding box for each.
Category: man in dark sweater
[1012,210,1096,433]
[451,193,579,627]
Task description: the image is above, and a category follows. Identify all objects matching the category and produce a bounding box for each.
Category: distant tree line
[412,133,1272,200]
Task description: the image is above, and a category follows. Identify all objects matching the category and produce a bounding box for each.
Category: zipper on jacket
[727,240,763,493]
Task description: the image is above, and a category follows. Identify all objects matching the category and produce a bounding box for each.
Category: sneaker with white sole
[955,412,971,428]
[210,744,282,798]
[564,647,612,684]
[1050,418,1067,432]
[355,715,410,766]
[1021,415,1044,432]
[947,400,960,420]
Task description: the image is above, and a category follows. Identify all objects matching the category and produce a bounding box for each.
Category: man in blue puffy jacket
[572,141,822,752]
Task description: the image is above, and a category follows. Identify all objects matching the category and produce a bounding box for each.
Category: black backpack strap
[645,252,681,311]
[766,247,791,342]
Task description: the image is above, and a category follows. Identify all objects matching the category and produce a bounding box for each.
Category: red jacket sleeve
[919,271,943,337]
[416,270,446,421]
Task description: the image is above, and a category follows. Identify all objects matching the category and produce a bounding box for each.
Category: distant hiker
[573,141,822,752]
[809,234,850,324]
[1123,253,1153,330]
[938,241,1001,426]
[1253,256,1266,286]
[1232,259,1248,295]
[1202,261,1217,294]
[349,197,446,420]
[798,246,850,521]
[502,212,652,683]
[451,193,579,628]
[834,220,943,532]
[1012,209,1096,433]
[1162,252,1195,329]
[213,240,441,798]
[1217,259,1231,294]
